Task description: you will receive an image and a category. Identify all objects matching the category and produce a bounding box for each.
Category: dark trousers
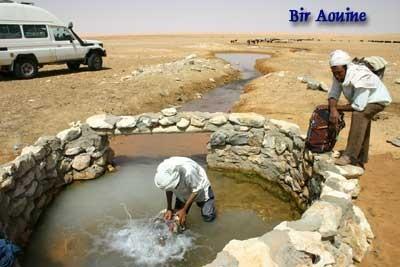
[345,103,385,164]
[175,186,216,222]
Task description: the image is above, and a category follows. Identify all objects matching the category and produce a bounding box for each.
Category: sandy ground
[0,35,239,163]
[1,34,400,266]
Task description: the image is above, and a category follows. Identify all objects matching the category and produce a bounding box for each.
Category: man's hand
[176,208,187,225]
[329,108,340,125]
[164,209,173,221]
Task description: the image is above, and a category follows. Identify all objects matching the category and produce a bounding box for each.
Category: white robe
[328,63,392,111]
[155,157,211,202]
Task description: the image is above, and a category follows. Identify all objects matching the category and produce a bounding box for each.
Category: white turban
[329,50,351,67]
[154,162,180,191]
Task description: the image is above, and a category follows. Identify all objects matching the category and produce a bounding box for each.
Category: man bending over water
[154,157,216,226]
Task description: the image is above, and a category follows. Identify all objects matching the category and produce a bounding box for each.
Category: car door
[21,24,56,63]
[50,26,83,61]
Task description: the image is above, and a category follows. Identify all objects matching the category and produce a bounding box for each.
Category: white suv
[0,1,107,79]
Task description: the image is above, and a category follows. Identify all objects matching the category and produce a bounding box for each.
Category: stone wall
[0,108,373,267]
[0,124,113,245]
[205,147,370,267]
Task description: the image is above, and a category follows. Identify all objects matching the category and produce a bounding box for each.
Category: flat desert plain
[1,33,399,266]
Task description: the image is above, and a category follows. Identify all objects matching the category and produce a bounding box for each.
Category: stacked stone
[205,147,370,267]
[207,115,311,210]
[86,108,243,135]
[0,123,112,246]
[2,109,374,266]
[86,110,318,210]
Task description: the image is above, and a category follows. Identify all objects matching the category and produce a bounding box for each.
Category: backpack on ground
[306,107,345,153]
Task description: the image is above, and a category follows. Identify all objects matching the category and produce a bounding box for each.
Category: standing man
[154,157,216,225]
[328,50,392,167]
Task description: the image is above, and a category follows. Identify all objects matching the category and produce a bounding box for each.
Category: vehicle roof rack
[20,1,34,5]
[0,0,15,3]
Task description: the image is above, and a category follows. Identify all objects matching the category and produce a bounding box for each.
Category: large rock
[86,114,120,130]
[21,145,47,161]
[34,136,62,151]
[204,251,239,267]
[269,119,301,135]
[0,176,15,191]
[227,132,249,145]
[65,147,84,156]
[152,126,181,133]
[72,153,91,171]
[73,165,105,180]
[161,108,177,117]
[339,216,370,262]
[258,230,334,266]
[9,197,28,217]
[276,201,343,238]
[228,113,266,128]
[353,205,374,241]
[209,113,228,126]
[159,117,177,126]
[231,146,260,156]
[13,153,36,178]
[221,238,276,267]
[65,125,107,151]
[286,230,335,266]
[177,118,190,129]
[334,165,365,179]
[116,116,137,129]
[323,171,360,198]
[189,114,207,127]
[56,127,82,142]
[210,131,227,146]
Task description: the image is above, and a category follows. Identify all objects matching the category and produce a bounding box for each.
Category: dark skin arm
[176,192,198,225]
[319,98,353,125]
[164,191,174,220]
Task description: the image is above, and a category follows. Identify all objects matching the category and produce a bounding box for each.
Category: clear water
[22,53,299,267]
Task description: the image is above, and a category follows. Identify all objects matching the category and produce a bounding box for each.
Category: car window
[51,26,74,41]
[0,24,22,39]
[23,25,48,38]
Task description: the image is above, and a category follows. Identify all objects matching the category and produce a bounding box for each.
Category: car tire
[14,59,38,79]
[87,52,103,71]
[67,62,80,71]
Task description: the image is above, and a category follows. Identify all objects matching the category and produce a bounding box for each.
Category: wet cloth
[345,103,385,164]
[328,63,392,111]
[0,239,20,267]
[175,187,216,222]
[154,157,211,203]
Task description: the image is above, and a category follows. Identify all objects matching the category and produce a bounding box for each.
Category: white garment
[328,63,392,111]
[154,157,211,202]
[329,50,351,67]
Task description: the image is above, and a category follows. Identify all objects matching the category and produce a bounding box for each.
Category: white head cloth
[329,50,351,67]
[154,162,180,191]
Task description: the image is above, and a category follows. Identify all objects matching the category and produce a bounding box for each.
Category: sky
[33,0,400,35]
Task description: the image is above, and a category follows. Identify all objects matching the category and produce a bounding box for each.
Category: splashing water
[92,204,196,267]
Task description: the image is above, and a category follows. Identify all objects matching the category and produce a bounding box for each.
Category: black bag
[306,107,345,153]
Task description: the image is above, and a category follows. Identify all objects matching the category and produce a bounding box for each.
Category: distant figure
[154,157,216,226]
[327,50,392,168]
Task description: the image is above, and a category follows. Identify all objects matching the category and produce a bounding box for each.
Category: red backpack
[306,107,345,153]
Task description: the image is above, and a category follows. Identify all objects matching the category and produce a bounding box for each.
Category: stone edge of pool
[0,108,371,267]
